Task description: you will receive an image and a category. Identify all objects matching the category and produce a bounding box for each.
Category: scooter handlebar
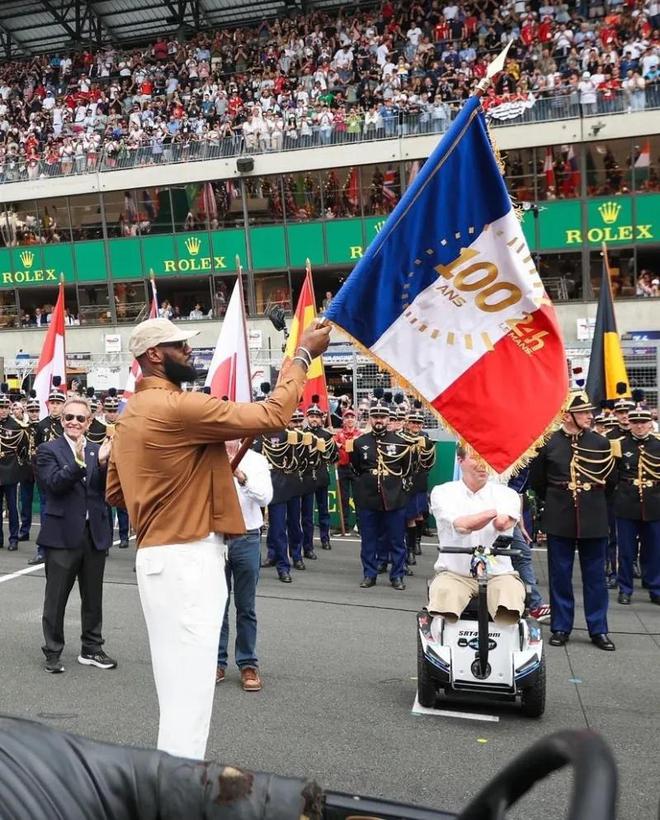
[438,546,523,558]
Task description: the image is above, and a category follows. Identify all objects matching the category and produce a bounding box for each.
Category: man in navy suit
[36,395,116,674]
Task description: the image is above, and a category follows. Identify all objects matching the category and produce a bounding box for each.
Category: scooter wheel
[417,632,438,708]
[520,650,546,718]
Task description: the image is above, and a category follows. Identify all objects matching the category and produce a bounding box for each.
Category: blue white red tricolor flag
[121,277,158,407]
[325,96,568,473]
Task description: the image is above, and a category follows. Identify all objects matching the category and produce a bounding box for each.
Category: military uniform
[17,396,40,541]
[350,400,415,589]
[529,391,616,649]
[258,414,305,581]
[604,398,634,585]
[613,408,660,604]
[94,390,129,548]
[300,401,338,556]
[0,388,28,549]
[402,402,436,566]
[333,408,360,534]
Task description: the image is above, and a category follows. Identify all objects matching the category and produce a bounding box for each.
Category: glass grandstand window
[155,276,213,321]
[503,147,536,202]
[102,189,166,238]
[361,162,402,217]
[632,135,659,194]
[113,280,149,323]
[281,171,323,222]
[78,284,113,325]
[589,248,636,300]
[0,199,42,247]
[537,252,582,301]
[17,285,78,326]
[35,197,73,244]
[537,144,582,201]
[211,178,243,229]
[212,274,247,318]
[583,139,633,197]
[69,193,104,241]
[0,289,19,328]
[243,175,283,226]
[255,272,291,316]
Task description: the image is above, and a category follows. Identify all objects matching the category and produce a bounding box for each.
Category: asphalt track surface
[1,528,659,820]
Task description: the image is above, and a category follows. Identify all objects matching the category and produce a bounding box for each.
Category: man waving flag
[325,95,567,473]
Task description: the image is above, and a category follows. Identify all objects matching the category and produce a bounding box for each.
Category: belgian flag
[585,245,630,407]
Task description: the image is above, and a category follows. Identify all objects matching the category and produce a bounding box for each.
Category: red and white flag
[121,278,158,406]
[543,147,555,189]
[33,282,67,419]
[204,278,251,402]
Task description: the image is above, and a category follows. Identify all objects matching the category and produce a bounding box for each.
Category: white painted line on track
[0,536,136,585]
[411,696,500,722]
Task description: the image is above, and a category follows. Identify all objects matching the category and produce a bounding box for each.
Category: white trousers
[136,534,227,760]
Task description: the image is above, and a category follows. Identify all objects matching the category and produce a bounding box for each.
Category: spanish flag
[585,245,630,407]
[282,268,329,413]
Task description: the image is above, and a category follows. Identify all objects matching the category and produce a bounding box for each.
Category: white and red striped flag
[33,281,67,419]
[204,275,251,402]
[121,277,158,406]
[543,147,555,189]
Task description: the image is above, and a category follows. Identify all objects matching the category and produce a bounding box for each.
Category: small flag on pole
[205,261,252,402]
[325,95,568,473]
[33,280,67,419]
[282,262,329,413]
[585,244,630,407]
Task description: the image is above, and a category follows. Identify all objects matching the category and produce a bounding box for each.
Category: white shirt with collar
[233,448,273,531]
[430,479,520,577]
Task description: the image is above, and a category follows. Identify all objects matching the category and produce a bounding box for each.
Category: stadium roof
[0,0,345,58]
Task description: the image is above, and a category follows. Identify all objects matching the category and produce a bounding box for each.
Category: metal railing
[0,88,657,185]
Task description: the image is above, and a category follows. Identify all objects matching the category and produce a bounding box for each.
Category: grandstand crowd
[0,0,656,181]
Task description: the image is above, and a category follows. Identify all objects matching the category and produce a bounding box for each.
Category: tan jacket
[106,368,305,547]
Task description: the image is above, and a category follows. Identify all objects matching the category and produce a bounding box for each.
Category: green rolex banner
[585,244,630,408]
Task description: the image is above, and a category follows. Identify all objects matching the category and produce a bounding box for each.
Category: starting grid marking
[411,695,500,722]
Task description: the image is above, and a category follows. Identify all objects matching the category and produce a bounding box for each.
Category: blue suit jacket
[36,436,111,551]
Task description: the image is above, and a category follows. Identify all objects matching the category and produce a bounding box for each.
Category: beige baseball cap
[128,318,199,358]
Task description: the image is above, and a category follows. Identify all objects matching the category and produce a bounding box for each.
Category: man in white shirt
[216,440,273,692]
[428,445,525,626]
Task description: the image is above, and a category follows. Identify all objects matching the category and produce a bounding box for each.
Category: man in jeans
[216,439,273,692]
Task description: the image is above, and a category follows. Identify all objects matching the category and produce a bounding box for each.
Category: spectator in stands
[636,270,659,297]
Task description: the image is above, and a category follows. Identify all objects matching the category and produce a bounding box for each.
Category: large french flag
[121,278,158,407]
[33,282,67,419]
[325,96,568,473]
[204,278,252,402]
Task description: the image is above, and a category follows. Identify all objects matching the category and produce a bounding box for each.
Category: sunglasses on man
[64,413,89,423]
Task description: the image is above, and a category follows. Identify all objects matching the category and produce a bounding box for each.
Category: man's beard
[163,354,197,387]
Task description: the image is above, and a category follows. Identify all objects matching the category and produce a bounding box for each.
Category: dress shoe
[606,575,618,590]
[359,576,376,588]
[549,631,570,646]
[293,559,305,570]
[303,550,317,560]
[376,561,388,574]
[119,540,129,549]
[261,558,276,568]
[45,658,64,674]
[321,540,332,550]
[617,592,631,605]
[215,667,225,684]
[391,577,406,591]
[240,667,262,692]
[8,541,18,551]
[590,634,615,651]
[278,572,292,583]
[27,554,45,566]
[650,594,660,605]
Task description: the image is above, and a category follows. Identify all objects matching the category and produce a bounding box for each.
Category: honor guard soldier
[17,393,39,543]
[605,396,637,586]
[29,379,66,565]
[613,407,660,605]
[86,387,108,446]
[301,397,338,555]
[333,407,360,534]
[258,412,305,582]
[0,384,29,550]
[350,398,415,590]
[529,390,617,650]
[102,390,130,549]
[403,401,436,567]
